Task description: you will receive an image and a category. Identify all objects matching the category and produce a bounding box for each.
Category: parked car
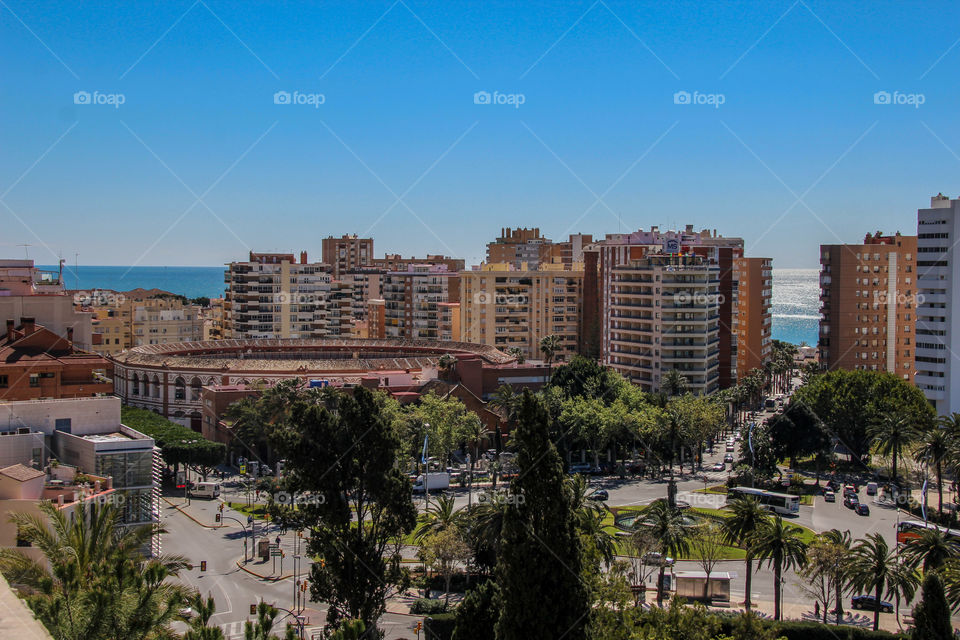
[724,453,734,463]
[843,484,858,497]
[725,444,735,452]
[712,462,725,472]
[851,595,893,613]
[569,463,592,475]
[866,481,878,496]
[844,495,859,509]
[824,491,836,502]
[588,489,609,501]
[642,552,674,566]
[856,503,870,516]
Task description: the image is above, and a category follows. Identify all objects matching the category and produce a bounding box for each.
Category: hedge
[121,405,225,469]
[410,598,450,615]
[717,618,906,640]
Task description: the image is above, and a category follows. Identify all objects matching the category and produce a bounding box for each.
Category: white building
[916,194,960,415]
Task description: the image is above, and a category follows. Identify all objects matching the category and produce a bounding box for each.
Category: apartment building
[383,265,460,340]
[0,260,93,349]
[201,298,225,340]
[486,228,553,268]
[0,396,161,553]
[438,302,461,342]
[459,262,583,361]
[321,234,373,278]
[732,257,773,379]
[917,194,960,414]
[583,226,761,389]
[223,252,331,339]
[819,232,917,381]
[0,318,112,401]
[605,253,720,394]
[373,253,465,273]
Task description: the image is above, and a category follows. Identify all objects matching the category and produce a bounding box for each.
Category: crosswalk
[220,620,246,639]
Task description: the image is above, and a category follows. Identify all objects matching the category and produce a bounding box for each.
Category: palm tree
[488,384,520,426]
[752,515,808,620]
[869,414,919,484]
[917,424,953,514]
[0,500,192,640]
[886,561,920,631]
[639,499,691,606]
[822,528,854,623]
[463,417,492,489]
[902,527,960,573]
[413,494,462,543]
[506,346,526,365]
[661,369,688,397]
[539,334,561,368]
[566,474,616,566]
[848,532,900,632]
[721,496,770,610]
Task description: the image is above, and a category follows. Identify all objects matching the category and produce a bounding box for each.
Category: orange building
[0,318,112,401]
[733,257,773,379]
[819,232,917,381]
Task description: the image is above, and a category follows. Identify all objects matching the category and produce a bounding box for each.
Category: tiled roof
[0,463,45,482]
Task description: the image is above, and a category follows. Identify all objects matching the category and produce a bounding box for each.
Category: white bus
[727,487,800,515]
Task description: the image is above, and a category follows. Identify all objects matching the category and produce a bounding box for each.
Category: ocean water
[41,265,822,346]
[771,268,819,347]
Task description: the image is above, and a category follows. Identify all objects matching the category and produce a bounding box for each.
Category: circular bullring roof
[109,338,515,373]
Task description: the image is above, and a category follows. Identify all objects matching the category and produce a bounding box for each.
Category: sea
[41,265,822,347]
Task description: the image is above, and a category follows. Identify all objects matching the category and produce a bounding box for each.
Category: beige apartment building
[372,253,465,272]
[322,234,373,278]
[485,228,592,270]
[732,257,773,379]
[224,252,331,339]
[819,232,917,381]
[201,298,225,340]
[0,260,93,350]
[87,294,203,356]
[383,265,460,340]
[459,262,583,361]
[605,254,720,394]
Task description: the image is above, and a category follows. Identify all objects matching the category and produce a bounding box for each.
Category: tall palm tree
[822,528,854,623]
[488,384,520,426]
[886,561,920,631]
[639,499,691,606]
[463,417,492,486]
[901,527,960,573]
[661,369,688,397]
[506,346,526,365]
[869,414,919,484]
[721,496,770,610]
[752,515,808,620]
[539,334,561,369]
[917,424,953,514]
[848,532,900,632]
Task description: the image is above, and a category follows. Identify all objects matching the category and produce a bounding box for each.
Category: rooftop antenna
[74,253,80,290]
[17,243,31,259]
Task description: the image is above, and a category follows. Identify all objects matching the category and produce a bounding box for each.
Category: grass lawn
[227,501,270,519]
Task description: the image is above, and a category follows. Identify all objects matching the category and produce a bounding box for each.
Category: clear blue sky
[2,0,959,268]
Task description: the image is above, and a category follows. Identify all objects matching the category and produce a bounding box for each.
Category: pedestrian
[815,601,820,618]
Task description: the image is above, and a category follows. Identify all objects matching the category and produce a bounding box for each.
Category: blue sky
[2,0,960,268]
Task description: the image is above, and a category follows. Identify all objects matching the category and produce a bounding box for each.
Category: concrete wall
[0,396,121,436]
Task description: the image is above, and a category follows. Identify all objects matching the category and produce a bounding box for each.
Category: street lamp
[220,514,251,563]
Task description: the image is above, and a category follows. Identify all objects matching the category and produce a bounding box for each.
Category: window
[0,375,7,388]
[55,418,72,433]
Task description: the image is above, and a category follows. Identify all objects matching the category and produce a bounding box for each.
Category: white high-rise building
[916,193,960,415]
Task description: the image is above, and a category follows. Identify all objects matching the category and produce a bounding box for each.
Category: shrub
[410,597,449,615]
[717,618,906,640]
[424,612,456,640]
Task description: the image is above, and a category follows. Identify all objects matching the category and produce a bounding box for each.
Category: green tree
[916,424,953,514]
[639,499,692,606]
[495,391,589,640]
[546,355,625,401]
[539,334,561,368]
[869,414,919,484]
[0,501,192,640]
[887,560,920,631]
[506,346,526,365]
[409,392,483,467]
[452,580,498,640]
[902,527,960,573]
[690,522,726,601]
[848,532,899,632]
[414,494,462,543]
[821,528,854,624]
[800,536,844,624]
[752,515,808,621]
[184,593,226,640]
[420,528,472,606]
[912,571,953,640]
[767,401,829,470]
[274,386,417,633]
[721,496,770,611]
[661,369,689,397]
[243,601,296,640]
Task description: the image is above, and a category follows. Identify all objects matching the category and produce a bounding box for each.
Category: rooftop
[0,463,45,482]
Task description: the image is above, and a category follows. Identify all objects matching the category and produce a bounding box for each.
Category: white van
[190,481,221,499]
[866,482,878,496]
